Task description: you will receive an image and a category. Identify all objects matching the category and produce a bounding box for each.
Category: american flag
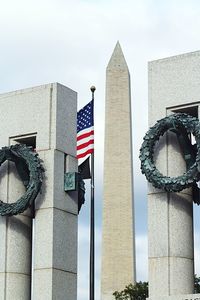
[77,99,94,163]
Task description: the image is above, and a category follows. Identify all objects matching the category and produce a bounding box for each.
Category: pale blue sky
[1,1,200,299]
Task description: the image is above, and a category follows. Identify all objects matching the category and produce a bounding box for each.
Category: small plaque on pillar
[64,172,78,191]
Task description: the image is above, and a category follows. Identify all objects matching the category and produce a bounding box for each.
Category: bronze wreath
[139,113,200,192]
[0,144,44,216]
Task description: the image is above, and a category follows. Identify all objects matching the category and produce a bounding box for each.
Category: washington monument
[101,42,136,299]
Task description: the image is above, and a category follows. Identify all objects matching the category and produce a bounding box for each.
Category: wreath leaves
[140,113,200,193]
[0,144,44,216]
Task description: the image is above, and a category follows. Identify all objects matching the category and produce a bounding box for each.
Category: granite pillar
[0,83,78,299]
[148,51,200,299]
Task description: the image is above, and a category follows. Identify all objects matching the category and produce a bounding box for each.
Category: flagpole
[90,85,95,300]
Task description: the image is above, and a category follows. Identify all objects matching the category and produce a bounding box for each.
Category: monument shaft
[101,42,135,299]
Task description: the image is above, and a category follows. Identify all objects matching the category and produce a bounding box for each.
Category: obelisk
[101,42,136,300]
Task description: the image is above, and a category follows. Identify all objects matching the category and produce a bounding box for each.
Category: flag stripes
[77,138,94,151]
[77,126,94,158]
[77,99,94,163]
[77,129,94,142]
[77,148,94,159]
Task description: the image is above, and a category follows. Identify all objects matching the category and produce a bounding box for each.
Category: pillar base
[148,294,200,300]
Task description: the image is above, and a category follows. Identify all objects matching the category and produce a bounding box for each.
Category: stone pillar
[148,51,200,299]
[33,83,78,299]
[0,171,32,299]
[101,42,135,300]
[0,83,78,300]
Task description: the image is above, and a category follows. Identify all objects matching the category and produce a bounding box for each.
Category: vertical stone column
[101,42,135,300]
[0,167,32,300]
[33,83,78,300]
[0,83,78,300]
[6,170,33,299]
[148,51,200,299]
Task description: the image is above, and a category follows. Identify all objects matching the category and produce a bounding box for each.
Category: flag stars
[77,100,94,133]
